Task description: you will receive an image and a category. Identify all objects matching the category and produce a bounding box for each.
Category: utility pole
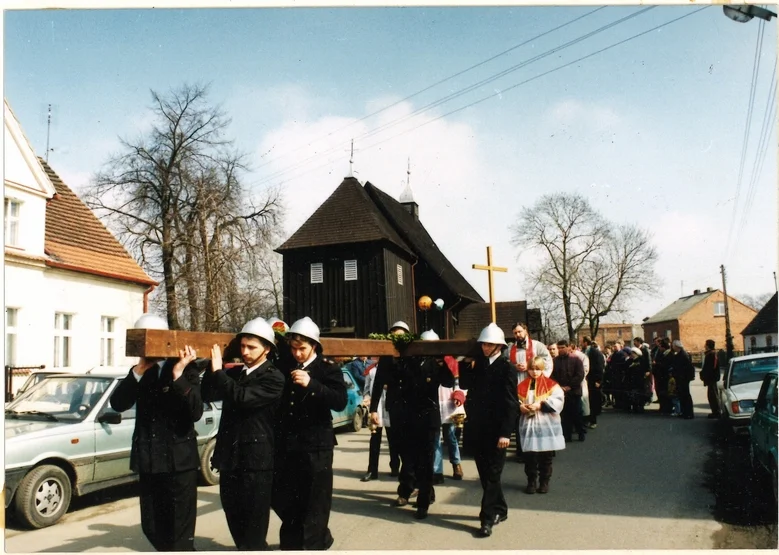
[720,264,734,360]
[774,271,777,292]
[45,103,52,163]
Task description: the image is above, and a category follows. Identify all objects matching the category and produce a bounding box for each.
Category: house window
[767,336,774,348]
[4,198,21,246]
[310,263,323,284]
[665,329,672,339]
[397,264,404,285]
[714,302,725,316]
[617,329,623,338]
[54,313,73,368]
[652,331,658,340]
[344,260,358,281]
[750,337,757,350]
[6,307,18,367]
[100,316,117,366]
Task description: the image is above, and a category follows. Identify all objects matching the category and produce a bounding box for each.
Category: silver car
[4,372,221,529]
[718,352,779,434]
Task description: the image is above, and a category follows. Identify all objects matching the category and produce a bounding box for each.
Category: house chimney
[706,287,713,292]
[693,289,701,295]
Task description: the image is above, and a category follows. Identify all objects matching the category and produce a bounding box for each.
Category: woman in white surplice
[518,356,565,495]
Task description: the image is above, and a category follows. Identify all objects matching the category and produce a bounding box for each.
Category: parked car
[750,371,778,505]
[718,352,779,433]
[331,368,365,432]
[4,372,221,529]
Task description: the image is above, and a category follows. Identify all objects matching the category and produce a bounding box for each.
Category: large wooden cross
[126,330,478,359]
[472,246,507,324]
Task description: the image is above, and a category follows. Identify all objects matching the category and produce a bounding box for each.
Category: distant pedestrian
[551,340,586,442]
[700,339,720,419]
[582,339,605,428]
[361,361,399,481]
[670,340,695,420]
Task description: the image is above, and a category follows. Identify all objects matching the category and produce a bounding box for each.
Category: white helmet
[420,330,440,341]
[134,313,169,330]
[238,317,277,350]
[477,323,507,346]
[267,317,289,335]
[389,321,411,333]
[288,317,321,345]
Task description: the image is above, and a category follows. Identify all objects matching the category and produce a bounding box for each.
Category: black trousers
[221,469,273,550]
[138,470,197,552]
[706,382,720,416]
[677,379,694,418]
[389,407,417,499]
[367,426,400,475]
[473,440,508,523]
[524,451,554,483]
[561,394,585,440]
[272,450,335,551]
[412,425,440,511]
[588,384,602,424]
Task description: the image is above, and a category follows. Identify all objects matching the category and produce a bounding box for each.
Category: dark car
[750,371,778,505]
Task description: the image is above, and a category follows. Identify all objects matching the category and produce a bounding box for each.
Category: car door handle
[206,417,213,425]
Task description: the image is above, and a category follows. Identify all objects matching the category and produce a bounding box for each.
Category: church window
[344,260,358,281]
[397,264,403,285]
[310,263,323,284]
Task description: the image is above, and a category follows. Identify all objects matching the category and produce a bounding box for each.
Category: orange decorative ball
[418,295,433,311]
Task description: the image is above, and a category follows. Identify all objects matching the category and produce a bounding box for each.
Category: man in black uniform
[272,317,347,550]
[203,317,285,550]
[458,323,519,538]
[109,314,202,552]
[551,340,586,442]
[369,320,418,507]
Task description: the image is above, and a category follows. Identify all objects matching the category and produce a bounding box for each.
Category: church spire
[399,157,418,219]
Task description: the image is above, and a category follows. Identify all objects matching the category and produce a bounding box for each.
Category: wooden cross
[472,246,508,324]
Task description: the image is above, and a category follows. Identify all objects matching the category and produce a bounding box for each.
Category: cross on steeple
[346,139,359,177]
[472,246,508,324]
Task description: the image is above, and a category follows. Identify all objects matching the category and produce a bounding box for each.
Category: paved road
[4,382,774,551]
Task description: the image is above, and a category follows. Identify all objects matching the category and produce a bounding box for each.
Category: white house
[4,99,157,395]
[741,292,778,355]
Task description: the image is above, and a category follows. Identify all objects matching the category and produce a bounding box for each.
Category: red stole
[518,375,558,403]
[510,340,535,366]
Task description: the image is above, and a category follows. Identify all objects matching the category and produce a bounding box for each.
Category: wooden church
[275,175,485,338]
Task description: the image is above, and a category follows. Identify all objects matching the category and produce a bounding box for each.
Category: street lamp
[723,4,777,22]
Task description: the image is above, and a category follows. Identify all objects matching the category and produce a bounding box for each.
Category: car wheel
[198,439,220,486]
[349,407,364,433]
[13,464,72,529]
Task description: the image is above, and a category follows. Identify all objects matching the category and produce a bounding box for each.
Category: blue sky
[4,4,778,323]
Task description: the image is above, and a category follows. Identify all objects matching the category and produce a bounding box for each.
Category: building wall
[641,321,681,344]
[742,333,778,354]
[679,291,756,352]
[577,324,643,347]
[382,248,414,334]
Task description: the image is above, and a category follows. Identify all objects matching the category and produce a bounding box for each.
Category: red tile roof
[40,159,156,286]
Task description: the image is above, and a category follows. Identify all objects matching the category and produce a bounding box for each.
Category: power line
[255,6,659,187]
[253,6,709,189]
[254,7,607,172]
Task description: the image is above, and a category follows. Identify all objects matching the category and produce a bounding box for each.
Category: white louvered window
[397,264,404,285]
[310,263,324,284]
[344,260,358,281]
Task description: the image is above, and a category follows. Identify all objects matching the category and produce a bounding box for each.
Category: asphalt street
[5,381,776,551]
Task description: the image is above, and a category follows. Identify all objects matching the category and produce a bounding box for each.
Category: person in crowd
[109,314,202,552]
[633,337,653,407]
[361,359,399,481]
[344,356,369,394]
[700,339,720,419]
[547,343,559,359]
[272,317,348,550]
[669,339,695,420]
[457,323,519,538]
[506,322,552,463]
[626,347,647,413]
[370,321,418,507]
[582,338,605,428]
[572,344,590,425]
[607,340,631,411]
[203,318,285,550]
[517,356,565,494]
[653,338,673,415]
[551,340,586,442]
[433,377,464,484]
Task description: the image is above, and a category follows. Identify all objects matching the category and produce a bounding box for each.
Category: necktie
[296,363,305,371]
[238,368,247,381]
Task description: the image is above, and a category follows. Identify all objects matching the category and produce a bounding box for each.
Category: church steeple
[399,157,418,219]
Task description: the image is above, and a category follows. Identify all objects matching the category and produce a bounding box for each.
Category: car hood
[728,381,763,401]
[5,419,72,440]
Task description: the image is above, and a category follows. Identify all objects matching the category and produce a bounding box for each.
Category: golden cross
[472,246,508,324]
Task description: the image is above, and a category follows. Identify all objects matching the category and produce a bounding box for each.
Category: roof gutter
[45,260,158,287]
[143,284,156,313]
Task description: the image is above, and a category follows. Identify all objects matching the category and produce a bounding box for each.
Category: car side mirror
[98,412,122,425]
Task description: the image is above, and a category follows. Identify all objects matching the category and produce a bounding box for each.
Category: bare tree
[735,291,774,311]
[85,84,280,330]
[511,193,610,342]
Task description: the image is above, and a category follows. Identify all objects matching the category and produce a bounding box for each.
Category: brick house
[741,292,778,354]
[576,323,644,348]
[641,288,757,353]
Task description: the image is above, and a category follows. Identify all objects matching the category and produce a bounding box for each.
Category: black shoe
[492,514,508,525]
[478,522,493,537]
[683,415,694,420]
[390,469,400,477]
[361,472,378,482]
[414,507,428,520]
[564,436,572,442]
[432,473,444,485]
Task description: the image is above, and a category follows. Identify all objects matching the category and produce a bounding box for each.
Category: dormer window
[4,198,21,246]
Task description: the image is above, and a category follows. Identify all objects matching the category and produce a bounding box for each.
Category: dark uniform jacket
[459,355,519,440]
[201,360,285,472]
[700,350,720,385]
[669,349,695,383]
[586,347,605,385]
[370,356,416,414]
[110,360,203,474]
[551,354,585,396]
[406,357,456,427]
[276,356,348,452]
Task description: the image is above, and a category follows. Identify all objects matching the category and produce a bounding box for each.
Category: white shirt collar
[489,352,501,365]
[243,359,265,376]
[300,353,318,370]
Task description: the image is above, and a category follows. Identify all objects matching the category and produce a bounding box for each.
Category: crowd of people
[115,312,712,550]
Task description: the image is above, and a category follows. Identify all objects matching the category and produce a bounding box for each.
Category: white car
[718,352,779,433]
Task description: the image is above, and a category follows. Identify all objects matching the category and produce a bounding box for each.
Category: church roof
[454,301,529,340]
[741,292,778,336]
[276,176,414,256]
[41,159,156,286]
[364,181,483,303]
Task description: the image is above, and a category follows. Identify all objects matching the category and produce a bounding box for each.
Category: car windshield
[730,356,779,386]
[6,376,113,422]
